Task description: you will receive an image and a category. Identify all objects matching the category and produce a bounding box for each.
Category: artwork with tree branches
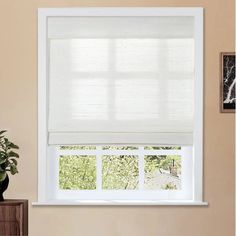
[221,52,235,112]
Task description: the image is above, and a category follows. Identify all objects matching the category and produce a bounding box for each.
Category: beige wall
[0,0,235,235]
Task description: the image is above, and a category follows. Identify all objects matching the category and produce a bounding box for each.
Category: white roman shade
[47,16,194,145]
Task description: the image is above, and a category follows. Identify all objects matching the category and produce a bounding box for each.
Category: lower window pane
[59,155,96,190]
[102,155,139,190]
[102,146,138,150]
[60,146,96,150]
[144,155,181,190]
[144,146,181,150]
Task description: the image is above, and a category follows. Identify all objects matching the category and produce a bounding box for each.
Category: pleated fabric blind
[47,16,194,145]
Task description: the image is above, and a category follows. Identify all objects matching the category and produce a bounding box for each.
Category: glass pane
[69,78,108,120]
[144,146,181,150]
[59,155,96,190]
[115,79,160,120]
[70,39,109,72]
[116,39,160,72]
[59,146,96,150]
[167,39,194,72]
[168,79,193,121]
[102,155,139,190]
[144,155,181,190]
[102,146,138,150]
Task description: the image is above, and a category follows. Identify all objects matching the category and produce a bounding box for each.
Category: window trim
[37,7,205,205]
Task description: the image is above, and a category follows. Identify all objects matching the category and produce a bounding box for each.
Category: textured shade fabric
[47,16,194,145]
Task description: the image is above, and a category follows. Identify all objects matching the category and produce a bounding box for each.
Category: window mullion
[138,146,145,190]
[96,146,103,191]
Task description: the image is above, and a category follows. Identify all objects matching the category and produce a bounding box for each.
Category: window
[49,145,193,201]
[37,8,204,205]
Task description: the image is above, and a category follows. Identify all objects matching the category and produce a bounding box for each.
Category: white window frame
[35,7,206,206]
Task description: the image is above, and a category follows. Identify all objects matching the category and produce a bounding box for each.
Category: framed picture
[220,52,236,112]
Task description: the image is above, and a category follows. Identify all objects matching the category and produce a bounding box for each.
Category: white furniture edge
[38,7,205,205]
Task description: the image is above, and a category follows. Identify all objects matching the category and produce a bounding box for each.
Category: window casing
[37,8,204,205]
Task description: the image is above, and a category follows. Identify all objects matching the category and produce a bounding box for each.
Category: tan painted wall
[0,0,235,235]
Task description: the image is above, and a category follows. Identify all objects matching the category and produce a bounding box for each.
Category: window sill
[32,200,208,206]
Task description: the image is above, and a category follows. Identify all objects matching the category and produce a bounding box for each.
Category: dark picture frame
[220,52,236,113]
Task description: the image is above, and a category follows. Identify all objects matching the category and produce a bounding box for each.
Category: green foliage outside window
[102,155,139,190]
[59,155,96,190]
[144,155,181,190]
[58,146,182,191]
[60,146,96,150]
